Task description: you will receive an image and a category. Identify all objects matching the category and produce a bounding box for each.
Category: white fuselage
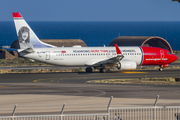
[20,46,143,67]
[10,12,178,72]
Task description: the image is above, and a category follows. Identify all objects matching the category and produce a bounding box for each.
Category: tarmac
[0,69,180,116]
[0,69,180,83]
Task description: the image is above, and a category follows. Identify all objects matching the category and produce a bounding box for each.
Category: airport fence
[1,95,180,120]
[0,113,109,120]
[109,106,180,120]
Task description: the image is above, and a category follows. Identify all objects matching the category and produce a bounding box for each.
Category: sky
[0,0,180,21]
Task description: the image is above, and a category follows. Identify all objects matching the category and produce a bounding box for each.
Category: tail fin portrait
[12,12,55,49]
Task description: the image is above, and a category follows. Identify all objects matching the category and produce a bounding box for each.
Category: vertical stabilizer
[12,12,55,49]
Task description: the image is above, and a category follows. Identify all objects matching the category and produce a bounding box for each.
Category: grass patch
[89,77,180,85]
[0,58,50,67]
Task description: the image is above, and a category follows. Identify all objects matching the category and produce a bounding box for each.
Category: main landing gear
[100,68,106,73]
[85,67,107,73]
[86,67,92,73]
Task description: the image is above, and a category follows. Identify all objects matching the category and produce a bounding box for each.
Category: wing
[85,44,124,66]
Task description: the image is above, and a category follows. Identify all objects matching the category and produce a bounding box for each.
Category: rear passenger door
[46,51,50,60]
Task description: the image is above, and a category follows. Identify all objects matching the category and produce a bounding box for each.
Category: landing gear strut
[86,67,93,73]
[159,66,163,71]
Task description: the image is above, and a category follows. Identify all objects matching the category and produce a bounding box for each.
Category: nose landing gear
[159,67,163,71]
[159,65,163,71]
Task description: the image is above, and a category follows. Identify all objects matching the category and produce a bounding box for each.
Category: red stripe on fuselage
[141,47,176,65]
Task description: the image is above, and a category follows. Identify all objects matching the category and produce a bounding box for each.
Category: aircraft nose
[172,54,178,62]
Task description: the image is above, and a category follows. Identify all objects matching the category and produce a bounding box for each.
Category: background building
[109,36,173,53]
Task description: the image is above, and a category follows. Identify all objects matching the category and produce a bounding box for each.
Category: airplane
[172,0,180,2]
[1,12,178,73]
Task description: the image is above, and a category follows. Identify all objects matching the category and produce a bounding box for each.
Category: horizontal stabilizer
[1,46,34,53]
[1,47,18,52]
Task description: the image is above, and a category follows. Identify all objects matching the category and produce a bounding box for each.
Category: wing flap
[85,58,108,66]
[91,55,123,66]
[85,44,124,67]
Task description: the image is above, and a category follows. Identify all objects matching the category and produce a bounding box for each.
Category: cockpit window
[167,52,171,54]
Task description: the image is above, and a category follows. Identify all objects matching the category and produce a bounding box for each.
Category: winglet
[115,44,121,55]
[12,12,22,18]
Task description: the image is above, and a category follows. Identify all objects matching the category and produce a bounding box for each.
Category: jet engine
[117,60,137,70]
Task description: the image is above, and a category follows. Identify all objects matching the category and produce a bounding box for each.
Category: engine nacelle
[117,60,137,70]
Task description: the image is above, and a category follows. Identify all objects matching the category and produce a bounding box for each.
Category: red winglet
[115,44,121,55]
[12,12,22,18]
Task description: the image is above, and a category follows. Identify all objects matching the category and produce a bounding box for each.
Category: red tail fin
[12,12,22,18]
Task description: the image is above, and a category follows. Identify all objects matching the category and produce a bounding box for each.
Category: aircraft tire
[159,68,163,71]
[86,67,92,73]
[100,68,106,73]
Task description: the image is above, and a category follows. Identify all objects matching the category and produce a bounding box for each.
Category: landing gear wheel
[159,67,163,71]
[100,68,106,73]
[86,67,92,73]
